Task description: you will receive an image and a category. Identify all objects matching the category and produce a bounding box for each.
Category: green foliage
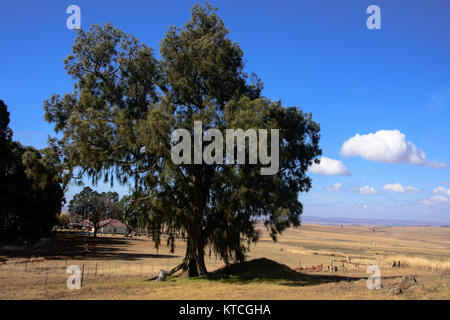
[57,214,72,228]
[0,100,65,244]
[0,100,13,143]
[44,3,321,276]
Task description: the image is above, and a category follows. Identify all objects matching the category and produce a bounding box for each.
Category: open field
[0,224,449,299]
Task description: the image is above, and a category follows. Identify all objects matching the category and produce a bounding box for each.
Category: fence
[0,259,174,288]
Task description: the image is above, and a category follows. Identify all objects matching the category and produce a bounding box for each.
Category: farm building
[81,219,127,235]
[99,219,127,235]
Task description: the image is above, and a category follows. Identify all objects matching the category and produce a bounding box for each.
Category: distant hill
[301,215,449,227]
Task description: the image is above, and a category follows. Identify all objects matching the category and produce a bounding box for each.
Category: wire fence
[0,259,176,288]
[0,257,226,287]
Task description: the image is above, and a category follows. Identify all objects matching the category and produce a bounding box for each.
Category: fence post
[95,263,98,277]
[81,264,85,288]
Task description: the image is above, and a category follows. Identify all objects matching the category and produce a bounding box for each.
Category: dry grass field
[0,223,449,300]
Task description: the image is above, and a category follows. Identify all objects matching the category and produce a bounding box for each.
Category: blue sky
[1,0,449,222]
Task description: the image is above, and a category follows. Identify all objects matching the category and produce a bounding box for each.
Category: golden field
[0,224,449,299]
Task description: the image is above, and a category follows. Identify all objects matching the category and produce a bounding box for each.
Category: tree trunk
[184,168,209,278]
[187,258,199,277]
[185,240,198,277]
[186,238,209,277]
[146,240,202,280]
[153,237,208,279]
[195,238,208,277]
[195,251,208,277]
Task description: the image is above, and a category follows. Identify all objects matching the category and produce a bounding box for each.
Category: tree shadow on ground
[0,231,180,261]
[208,258,367,287]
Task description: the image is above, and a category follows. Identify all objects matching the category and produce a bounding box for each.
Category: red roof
[81,219,126,228]
[81,219,94,227]
[99,219,126,228]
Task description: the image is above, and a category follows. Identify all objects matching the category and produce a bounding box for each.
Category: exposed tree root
[146,262,186,281]
[145,259,209,281]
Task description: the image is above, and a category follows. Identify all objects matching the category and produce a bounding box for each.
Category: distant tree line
[0,100,65,245]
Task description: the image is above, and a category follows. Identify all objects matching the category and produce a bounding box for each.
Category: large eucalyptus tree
[44,3,321,277]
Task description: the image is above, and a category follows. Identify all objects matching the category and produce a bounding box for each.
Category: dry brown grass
[0,224,449,299]
[382,255,450,271]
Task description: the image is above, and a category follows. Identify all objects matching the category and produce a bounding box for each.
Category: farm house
[81,219,127,235]
[99,219,127,235]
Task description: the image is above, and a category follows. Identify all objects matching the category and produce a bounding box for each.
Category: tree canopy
[44,3,321,277]
[0,100,65,244]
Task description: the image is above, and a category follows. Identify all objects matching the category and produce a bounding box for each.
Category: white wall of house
[101,225,127,234]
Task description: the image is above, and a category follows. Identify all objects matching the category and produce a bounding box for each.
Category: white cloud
[340,130,447,169]
[441,181,450,186]
[362,204,369,209]
[308,157,351,176]
[359,185,377,195]
[432,186,450,197]
[421,195,449,205]
[430,195,449,203]
[324,183,342,192]
[382,183,420,194]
